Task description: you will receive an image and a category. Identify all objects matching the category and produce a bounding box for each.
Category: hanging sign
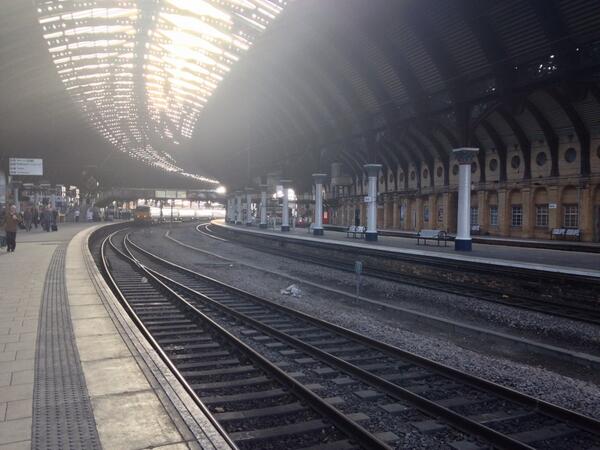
[9,158,43,176]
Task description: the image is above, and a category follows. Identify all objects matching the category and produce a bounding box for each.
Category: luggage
[18,222,26,230]
[0,235,5,248]
[51,224,58,232]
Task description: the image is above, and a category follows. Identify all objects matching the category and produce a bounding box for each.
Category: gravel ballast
[129,224,600,420]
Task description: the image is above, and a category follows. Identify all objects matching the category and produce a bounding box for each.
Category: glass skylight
[36,0,287,182]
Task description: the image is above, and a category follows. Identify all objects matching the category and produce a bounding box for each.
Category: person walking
[1,205,20,252]
[23,207,32,231]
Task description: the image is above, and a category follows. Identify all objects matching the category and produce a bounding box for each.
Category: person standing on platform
[1,205,20,252]
[32,207,39,229]
[51,208,58,231]
[41,206,52,232]
[23,207,32,231]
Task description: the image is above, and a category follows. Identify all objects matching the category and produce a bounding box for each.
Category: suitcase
[51,224,58,232]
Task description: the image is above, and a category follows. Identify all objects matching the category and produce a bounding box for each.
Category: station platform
[212,221,600,278]
[0,223,232,450]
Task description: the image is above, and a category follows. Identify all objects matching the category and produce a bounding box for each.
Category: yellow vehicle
[133,205,152,225]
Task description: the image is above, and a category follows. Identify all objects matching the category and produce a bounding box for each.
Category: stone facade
[324,141,600,242]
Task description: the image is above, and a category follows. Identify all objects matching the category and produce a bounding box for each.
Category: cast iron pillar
[364,164,382,241]
[312,173,327,236]
[280,179,292,232]
[259,184,268,228]
[453,148,479,251]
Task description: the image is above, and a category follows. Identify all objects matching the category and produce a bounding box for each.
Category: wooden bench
[551,228,582,241]
[346,225,366,239]
[417,229,448,246]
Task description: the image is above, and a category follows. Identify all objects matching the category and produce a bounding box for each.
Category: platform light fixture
[36,0,287,181]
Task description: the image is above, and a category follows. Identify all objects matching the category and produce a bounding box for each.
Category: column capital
[363,164,382,177]
[452,147,479,165]
[312,173,328,184]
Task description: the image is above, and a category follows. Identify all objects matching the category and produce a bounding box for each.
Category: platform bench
[551,228,582,241]
[346,225,366,239]
[417,229,448,246]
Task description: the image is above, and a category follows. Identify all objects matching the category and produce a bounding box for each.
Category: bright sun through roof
[36,0,287,182]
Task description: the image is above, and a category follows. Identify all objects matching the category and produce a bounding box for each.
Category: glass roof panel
[36,0,287,182]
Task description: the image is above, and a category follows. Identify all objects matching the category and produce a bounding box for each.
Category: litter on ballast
[281,284,302,297]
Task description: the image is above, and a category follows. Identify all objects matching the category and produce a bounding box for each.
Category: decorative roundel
[471,162,477,173]
[423,169,429,179]
[511,155,521,169]
[436,167,443,178]
[536,152,547,166]
[565,147,577,163]
[489,158,498,171]
[452,164,459,175]
[410,171,416,180]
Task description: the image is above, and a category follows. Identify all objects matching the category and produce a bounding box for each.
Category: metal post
[280,180,291,232]
[312,174,327,236]
[363,164,382,241]
[453,148,479,251]
[245,189,253,226]
[259,185,268,228]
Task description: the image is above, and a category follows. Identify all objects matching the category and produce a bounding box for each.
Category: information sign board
[9,158,43,176]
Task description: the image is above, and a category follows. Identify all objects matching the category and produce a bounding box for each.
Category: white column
[280,180,291,232]
[453,148,479,251]
[227,197,234,222]
[364,164,382,241]
[236,193,243,224]
[245,189,253,226]
[312,174,327,236]
[259,185,268,228]
[14,186,20,213]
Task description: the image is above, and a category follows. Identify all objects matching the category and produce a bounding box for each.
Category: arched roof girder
[496,108,532,179]
[547,87,591,175]
[406,131,435,187]
[479,119,508,182]
[457,1,514,95]
[402,2,463,102]
[412,123,450,186]
[524,99,560,177]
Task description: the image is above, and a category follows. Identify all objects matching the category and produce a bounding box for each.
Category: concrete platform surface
[213,221,600,276]
[0,222,232,450]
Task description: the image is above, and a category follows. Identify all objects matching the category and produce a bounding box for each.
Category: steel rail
[110,230,391,450]
[127,233,600,448]
[99,230,239,450]
[199,223,600,326]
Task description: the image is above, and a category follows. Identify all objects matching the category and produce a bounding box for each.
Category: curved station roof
[1,0,599,190]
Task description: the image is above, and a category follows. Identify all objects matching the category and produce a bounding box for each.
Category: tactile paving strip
[32,245,102,450]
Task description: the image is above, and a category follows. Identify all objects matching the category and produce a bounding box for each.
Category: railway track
[125,229,600,450]
[100,228,390,450]
[198,223,600,327]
